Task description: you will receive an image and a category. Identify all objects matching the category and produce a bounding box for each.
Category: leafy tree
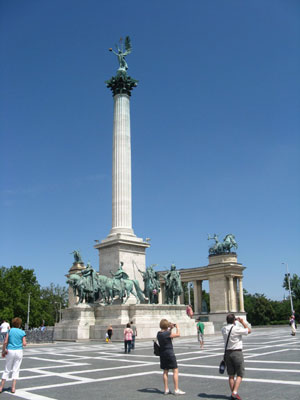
[0,266,68,328]
[40,283,68,325]
[283,273,300,301]
[0,266,42,327]
[244,291,275,325]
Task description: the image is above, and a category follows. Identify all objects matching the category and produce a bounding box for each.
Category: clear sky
[1,0,299,300]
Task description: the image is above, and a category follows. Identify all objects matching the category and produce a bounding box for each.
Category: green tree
[0,266,42,327]
[0,266,68,328]
[40,283,68,325]
[283,273,300,301]
[244,291,275,325]
[270,299,291,323]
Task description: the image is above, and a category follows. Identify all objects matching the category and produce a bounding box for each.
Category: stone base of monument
[90,304,214,340]
[209,312,248,331]
[54,303,95,341]
[54,303,214,341]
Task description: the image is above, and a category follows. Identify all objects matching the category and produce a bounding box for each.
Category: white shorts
[2,349,23,380]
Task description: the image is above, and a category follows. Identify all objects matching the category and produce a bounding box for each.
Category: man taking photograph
[222,313,251,400]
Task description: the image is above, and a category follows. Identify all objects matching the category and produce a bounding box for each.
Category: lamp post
[282,262,294,314]
[25,293,31,330]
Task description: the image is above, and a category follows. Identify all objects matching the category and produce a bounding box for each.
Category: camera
[169,322,176,329]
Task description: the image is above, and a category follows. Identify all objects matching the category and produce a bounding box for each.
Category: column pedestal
[95,235,149,290]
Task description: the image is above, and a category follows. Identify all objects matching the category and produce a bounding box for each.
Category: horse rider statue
[163,264,183,305]
[138,264,160,304]
[110,262,129,299]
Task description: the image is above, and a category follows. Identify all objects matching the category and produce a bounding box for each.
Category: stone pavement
[0,326,298,400]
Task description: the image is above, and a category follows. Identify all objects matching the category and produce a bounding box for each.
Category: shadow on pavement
[198,393,230,399]
[138,388,164,395]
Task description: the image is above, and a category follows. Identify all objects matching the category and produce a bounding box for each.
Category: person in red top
[124,323,133,353]
[186,305,193,319]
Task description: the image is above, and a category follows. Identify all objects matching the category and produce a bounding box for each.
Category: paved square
[0,326,299,399]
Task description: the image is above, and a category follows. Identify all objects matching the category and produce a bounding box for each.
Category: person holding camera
[157,319,185,395]
[222,314,251,400]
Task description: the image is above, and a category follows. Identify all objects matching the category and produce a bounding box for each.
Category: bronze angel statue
[109,36,132,72]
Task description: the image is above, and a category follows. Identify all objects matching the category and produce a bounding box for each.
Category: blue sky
[1,0,299,300]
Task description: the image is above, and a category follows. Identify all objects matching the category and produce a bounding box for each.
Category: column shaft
[110,93,134,236]
[229,276,234,311]
[193,280,202,314]
[239,278,245,312]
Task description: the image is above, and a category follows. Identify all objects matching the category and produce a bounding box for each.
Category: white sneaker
[174,389,186,395]
[164,389,170,395]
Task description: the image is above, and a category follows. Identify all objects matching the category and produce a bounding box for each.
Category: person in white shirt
[221,313,251,400]
[0,320,10,342]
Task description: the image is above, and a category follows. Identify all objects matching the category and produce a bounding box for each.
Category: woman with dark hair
[106,325,113,343]
[157,319,185,395]
[123,323,133,353]
[0,317,26,394]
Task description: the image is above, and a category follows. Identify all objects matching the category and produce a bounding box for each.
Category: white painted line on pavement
[178,363,300,373]
[178,372,300,386]
[6,390,57,400]
[244,349,289,358]
[21,370,156,392]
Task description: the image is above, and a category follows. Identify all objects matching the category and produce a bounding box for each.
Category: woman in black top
[157,319,185,395]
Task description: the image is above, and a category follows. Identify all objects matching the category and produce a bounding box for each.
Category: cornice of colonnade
[157,263,246,283]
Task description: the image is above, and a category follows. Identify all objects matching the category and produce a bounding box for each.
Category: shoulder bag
[153,340,160,356]
[219,326,233,374]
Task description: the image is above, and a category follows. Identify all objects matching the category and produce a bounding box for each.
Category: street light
[25,293,31,330]
[282,262,294,315]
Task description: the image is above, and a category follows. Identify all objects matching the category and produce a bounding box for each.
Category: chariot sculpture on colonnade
[207,233,238,255]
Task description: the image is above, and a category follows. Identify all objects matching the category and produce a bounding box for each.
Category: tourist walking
[221,314,251,400]
[157,319,185,395]
[0,320,10,342]
[124,323,133,353]
[196,319,205,349]
[130,321,137,350]
[290,315,296,336]
[0,317,26,394]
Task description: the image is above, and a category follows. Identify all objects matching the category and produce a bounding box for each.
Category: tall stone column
[239,278,245,312]
[94,71,149,288]
[109,93,134,237]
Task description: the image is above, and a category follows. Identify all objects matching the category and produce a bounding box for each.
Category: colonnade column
[193,280,202,314]
[229,276,234,311]
[239,278,245,312]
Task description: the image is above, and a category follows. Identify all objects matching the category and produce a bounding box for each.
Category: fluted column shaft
[110,93,134,236]
[229,276,234,311]
[239,278,245,312]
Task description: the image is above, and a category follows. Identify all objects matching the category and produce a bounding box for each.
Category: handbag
[153,340,160,356]
[219,326,233,374]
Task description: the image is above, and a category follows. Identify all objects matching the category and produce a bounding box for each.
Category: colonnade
[157,253,246,315]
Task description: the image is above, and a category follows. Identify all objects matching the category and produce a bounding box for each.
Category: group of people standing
[106,321,137,353]
[156,313,250,399]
